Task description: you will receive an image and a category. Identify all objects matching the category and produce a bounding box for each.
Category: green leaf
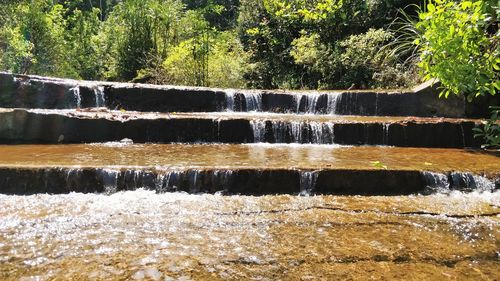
[427,3,436,12]
[371,161,388,170]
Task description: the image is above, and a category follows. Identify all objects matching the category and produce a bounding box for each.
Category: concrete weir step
[0,144,498,195]
[0,108,482,148]
[1,72,495,118]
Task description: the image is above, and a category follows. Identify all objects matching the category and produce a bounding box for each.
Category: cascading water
[225,89,236,111]
[245,92,263,112]
[382,123,390,145]
[326,93,342,114]
[250,120,267,142]
[293,92,342,114]
[422,171,496,193]
[449,172,496,192]
[224,91,263,112]
[70,86,82,108]
[299,171,318,196]
[251,120,336,144]
[99,168,119,194]
[422,172,450,193]
[94,86,106,107]
[93,169,239,194]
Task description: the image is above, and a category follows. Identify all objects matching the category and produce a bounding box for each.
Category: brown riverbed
[0,144,497,173]
[0,191,498,280]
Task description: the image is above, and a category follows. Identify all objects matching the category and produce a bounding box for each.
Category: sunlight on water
[0,190,498,280]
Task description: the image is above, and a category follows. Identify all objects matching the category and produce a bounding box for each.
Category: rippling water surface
[0,190,499,280]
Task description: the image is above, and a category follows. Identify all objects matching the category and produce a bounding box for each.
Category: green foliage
[0,1,71,76]
[289,28,417,89]
[99,0,185,81]
[0,0,424,89]
[162,32,248,88]
[473,106,500,148]
[66,8,102,79]
[0,0,103,78]
[182,0,240,30]
[263,0,343,23]
[415,0,499,100]
[239,0,423,89]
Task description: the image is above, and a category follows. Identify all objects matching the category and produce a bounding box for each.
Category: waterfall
[250,120,267,142]
[290,122,303,142]
[326,93,342,115]
[299,171,318,196]
[244,92,263,112]
[459,124,466,147]
[252,121,336,144]
[187,170,201,193]
[382,123,390,145]
[70,86,82,108]
[423,172,496,193]
[293,92,342,114]
[99,169,119,194]
[225,90,235,111]
[248,120,336,144]
[94,86,106,107]
[306,94,320,113]
[422,172,450,193]
[224,91,262,112]
[211,170,234,193]
[128,169,237,193]
[450,173,496,192]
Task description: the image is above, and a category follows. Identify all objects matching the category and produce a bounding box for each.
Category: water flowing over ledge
[2,72,485,117]
[0,108,482,147]
[0,144,497,195]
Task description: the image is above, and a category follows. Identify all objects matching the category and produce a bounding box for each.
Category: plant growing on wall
[414,0,499,148]
[473,106,500,148]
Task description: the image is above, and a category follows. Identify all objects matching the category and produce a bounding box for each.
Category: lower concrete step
[0,109,483,148]
[0,144,497,195]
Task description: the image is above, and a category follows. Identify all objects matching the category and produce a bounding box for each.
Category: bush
[415,0,499,100]
[162,31,249,88]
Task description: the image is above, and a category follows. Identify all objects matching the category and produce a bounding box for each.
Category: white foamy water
[0,190,498,280]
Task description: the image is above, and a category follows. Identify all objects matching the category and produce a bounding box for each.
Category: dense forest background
[0,0,424,89]
[0,0,497,92]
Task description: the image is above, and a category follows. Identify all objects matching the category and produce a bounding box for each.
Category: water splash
[450,173,496,192]
[423,172,496,194]
[299,171,318,196]
[422,172,450,193]
[98,169,120,194]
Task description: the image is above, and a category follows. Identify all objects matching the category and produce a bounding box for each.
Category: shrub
[415,0,499,100]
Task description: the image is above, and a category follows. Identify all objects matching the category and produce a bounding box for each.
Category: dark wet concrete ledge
[0,167,497,196]
[2,72,496,118]
[0,109,482,147]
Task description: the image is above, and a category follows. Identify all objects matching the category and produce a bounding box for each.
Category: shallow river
[0,190,499,280]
